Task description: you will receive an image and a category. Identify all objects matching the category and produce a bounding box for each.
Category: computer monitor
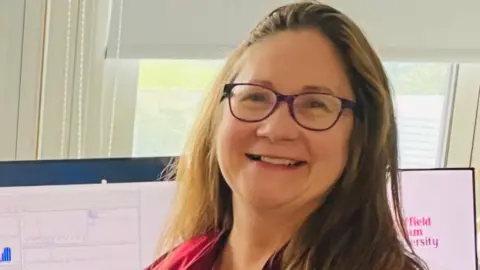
[0,157,176,187]
[399,168,477,270]
[0,181,176,270]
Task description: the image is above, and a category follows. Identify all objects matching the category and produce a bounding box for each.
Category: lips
[246,153,306,167]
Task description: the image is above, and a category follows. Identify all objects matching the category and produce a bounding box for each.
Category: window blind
[107,0,480,61]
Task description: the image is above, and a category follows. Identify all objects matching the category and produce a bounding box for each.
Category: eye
[246,93,267,101]
[309,101,327,108]
[298,94,337,111]
[239,91,273,104]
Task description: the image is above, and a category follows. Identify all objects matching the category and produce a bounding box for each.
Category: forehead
[235,29,353,99]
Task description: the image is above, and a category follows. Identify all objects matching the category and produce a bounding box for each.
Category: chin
[241,188,300,210]
[229,173,310,209]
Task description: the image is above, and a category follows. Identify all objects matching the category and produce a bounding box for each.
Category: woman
[147,1,427,269]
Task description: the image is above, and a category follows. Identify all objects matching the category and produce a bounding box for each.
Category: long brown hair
[160,1,427,269]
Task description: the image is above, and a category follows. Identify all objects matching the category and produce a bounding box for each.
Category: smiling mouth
[246,153,306,167]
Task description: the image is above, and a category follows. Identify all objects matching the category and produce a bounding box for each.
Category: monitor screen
[400,169,477,270]
[0,181,176,270]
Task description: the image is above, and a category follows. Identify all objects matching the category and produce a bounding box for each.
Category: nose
[256,102,300,142]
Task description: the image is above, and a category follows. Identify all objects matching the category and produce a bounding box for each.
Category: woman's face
[216,29,355,211]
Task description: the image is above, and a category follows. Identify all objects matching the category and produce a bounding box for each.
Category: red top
[145,232,416,270]
[145,231,283,270]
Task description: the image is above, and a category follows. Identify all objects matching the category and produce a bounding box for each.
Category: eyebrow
[249,79,335,94]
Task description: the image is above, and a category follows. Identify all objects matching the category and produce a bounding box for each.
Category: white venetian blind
[107,0,480,61]
[323,0,480,62]
[107,0,292,59]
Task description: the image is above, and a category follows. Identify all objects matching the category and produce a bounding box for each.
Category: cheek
[216,109,255,178]
[315,135,349,163]
[309,125,351,179]
[217,110,248,153]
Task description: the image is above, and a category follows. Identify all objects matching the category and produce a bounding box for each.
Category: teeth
[260,156,299,166]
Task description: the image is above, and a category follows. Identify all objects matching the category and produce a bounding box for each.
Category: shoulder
[145,232,224,270]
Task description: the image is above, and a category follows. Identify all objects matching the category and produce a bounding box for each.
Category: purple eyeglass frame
[221,83,357,132]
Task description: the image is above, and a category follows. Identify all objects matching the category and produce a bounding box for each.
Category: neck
[218,197,317,270]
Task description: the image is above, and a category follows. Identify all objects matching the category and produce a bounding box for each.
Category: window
[384,63,455,168]
[132,60,224,156]
[28,0,478,170]
[30,0,479,174]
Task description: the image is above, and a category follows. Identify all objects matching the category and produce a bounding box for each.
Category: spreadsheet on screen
[0,181,175,270]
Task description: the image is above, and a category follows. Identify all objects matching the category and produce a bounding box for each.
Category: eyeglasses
[221,83,357,131]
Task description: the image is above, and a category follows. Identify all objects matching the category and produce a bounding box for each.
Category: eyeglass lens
[229,84,343,130]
